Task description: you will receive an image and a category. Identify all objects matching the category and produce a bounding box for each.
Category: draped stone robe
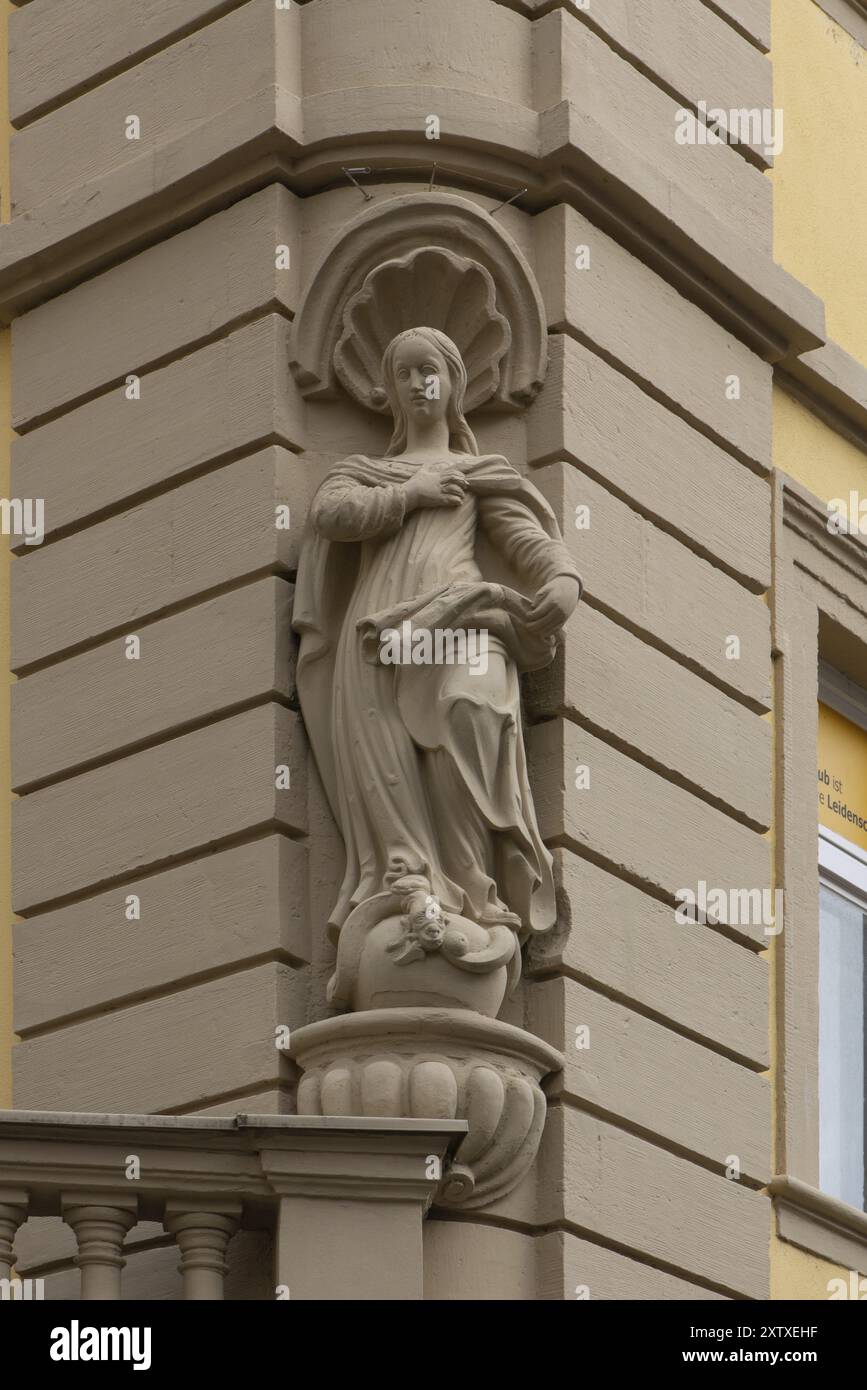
[293,452,581,941]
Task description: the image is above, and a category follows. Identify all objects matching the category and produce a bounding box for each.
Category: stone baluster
[165,1200,241,1300]
[0,1188,29,1284]
[62,1194,137,1300]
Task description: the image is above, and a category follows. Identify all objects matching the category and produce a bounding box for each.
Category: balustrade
[0,1111,464,1300]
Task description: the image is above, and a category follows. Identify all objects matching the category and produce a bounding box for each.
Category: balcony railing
[0,1110,465,1301]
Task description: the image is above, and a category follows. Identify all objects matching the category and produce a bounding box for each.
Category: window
[818,861,866,1210]
[818,671,867,1212]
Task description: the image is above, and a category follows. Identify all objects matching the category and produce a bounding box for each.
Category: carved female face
[390,335,453,427]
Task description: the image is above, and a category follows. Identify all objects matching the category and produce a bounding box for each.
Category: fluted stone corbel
[165,1200,241,1301]
[0,1188,29,1283]
[62,1193,138,1300]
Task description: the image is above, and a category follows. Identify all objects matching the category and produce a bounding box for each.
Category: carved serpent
[387,874,517,974]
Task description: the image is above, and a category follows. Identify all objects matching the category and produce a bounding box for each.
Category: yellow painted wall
[774,386,867,505]
[772,0,867,366]
[0,0,12,1112]
[771,1242,858,1300]
[818,701,867,850]
[771,0,867,1299]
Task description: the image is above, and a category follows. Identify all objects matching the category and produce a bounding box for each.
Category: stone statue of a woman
[293,326,582,1014]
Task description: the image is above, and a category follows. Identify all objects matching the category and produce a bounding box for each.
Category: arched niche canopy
[290,192,548,415]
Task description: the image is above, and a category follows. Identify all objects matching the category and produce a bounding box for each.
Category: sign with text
[818,702,867,854]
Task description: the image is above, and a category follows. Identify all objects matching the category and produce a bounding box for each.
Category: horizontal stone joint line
[541,836,769,956]
[14,823,307,920]
[559,3,772,172]
[9,0,252,130]
[159,1079,295,1119]
[13,303,294,436]
[529,447,768,597]
[538,706,771,834]
[549,1095,768,1191]
[557,322,770,476]
[14,949,307,1042]
[13,439,301,559]
[528,963,768,1073]
[0,143,297,324]
[12,566,295,678]
[13,690,296,797]
[697,0,769,51]
[547,1089,766,1189]
[581,593,770,715]
[17,1232,178,1283]
[432,1205,757,1300]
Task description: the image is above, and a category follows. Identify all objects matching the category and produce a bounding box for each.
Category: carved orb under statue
[329,873,518,1017]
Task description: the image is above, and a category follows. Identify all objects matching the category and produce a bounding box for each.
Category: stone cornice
[0,92,824,368]
[777,339,867,456]
[768,1174,867,1276]
[0,1111,467,1220]
[782,474,867,604]
[549,161,821,366]
[783,473,856,553]
[811,0,867,47]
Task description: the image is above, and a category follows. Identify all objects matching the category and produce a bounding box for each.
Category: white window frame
[819,659,867,730]
[819,826,867,906]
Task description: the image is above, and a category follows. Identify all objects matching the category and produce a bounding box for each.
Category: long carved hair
[381,327,479,457]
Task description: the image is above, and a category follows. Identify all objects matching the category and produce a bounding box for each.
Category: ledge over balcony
[0,1110,467,1301]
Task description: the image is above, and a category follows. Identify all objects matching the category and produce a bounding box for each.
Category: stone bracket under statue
[288,193,576,1211]
[292,1008,561,1211]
